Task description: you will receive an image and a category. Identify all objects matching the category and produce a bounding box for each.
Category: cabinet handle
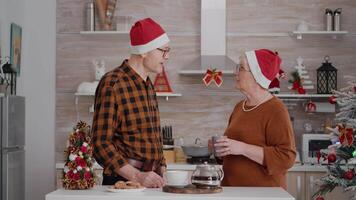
[310,175,314,199]
[297,175,301,200]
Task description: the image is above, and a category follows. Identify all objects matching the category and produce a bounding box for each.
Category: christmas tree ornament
[338,127,354,146]
[63,121,95,190]
[315,196,325,200]
[203,68,223,87]
[352,150,356,157]
[327,153,336,163]
[328,95,337,104]
[305,100,316,112]
[343,170,354,180]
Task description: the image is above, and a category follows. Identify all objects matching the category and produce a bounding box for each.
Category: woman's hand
[214,137,247,157]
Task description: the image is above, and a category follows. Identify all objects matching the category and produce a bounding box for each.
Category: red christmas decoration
[153,66,173,93]
[343,170,354,180]
[315,196,325,200]
[305,100,316,112]
[203,68,223,87]
[338,126,354,146]
[328,95,337,104]
[316,150,321,164]
[297,87,306,94]
[327,153,336,163]
[63,121,95,190]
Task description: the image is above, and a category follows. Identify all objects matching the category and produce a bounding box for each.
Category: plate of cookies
[106,181,146,193]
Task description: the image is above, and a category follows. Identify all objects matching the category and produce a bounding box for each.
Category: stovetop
[186,157,217,164]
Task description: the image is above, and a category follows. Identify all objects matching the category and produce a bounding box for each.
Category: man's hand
[118,164,165,188]
[134,171,165,188]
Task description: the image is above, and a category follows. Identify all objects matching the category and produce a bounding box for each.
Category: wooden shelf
[291,31,349,39]
[79,31,129,35]
[179,70,234,75]
[75,91,181,99]
[275,93,331,98]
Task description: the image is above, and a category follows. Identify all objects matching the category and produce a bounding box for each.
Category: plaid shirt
[92,60,165,176]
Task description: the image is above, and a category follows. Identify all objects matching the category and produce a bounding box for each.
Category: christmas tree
[288,56,314,94]
[313,76,356,200]
[63,121,95,189]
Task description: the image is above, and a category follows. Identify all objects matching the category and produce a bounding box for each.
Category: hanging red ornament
[305,100,316,112]
[354,86,356,92]
[327,153,336,163]
[315,196,325,200]
[328,95,337,104]
[343,170,354,180]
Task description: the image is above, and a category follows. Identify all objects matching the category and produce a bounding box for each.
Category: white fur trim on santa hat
[130,33,170,55]
[245,51,271,89]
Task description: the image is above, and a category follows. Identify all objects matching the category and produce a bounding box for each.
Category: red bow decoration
[203,69,223,87]
[338,125,354,146]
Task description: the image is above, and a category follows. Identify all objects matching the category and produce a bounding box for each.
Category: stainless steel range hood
[179,0,237,75]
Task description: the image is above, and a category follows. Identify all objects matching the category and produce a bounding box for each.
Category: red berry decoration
[328,95,337,104]
[315,197,325,200]
[327,153,336,163]
[297,87,306,94]
[344,170,354,180]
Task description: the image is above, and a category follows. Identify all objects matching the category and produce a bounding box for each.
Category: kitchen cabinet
[286,172,306,200]
[287,171,352,200]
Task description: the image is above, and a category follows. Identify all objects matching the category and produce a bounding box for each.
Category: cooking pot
[181,138,211,157]
[181,145,211,157]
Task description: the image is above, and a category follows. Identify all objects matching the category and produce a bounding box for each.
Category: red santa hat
[245,49,282,89]
[130,18,170,54]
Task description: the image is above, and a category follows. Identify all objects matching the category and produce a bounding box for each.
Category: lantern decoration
[317,56,337,94]
[0,58,16,95]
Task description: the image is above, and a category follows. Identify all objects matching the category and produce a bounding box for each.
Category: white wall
[0,0,56,200]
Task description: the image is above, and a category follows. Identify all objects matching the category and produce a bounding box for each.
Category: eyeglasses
[156,47,171,58]
[234,64,251,74]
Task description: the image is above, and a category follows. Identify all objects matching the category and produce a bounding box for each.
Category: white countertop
[56,163,327,172]
[46,186,295,200]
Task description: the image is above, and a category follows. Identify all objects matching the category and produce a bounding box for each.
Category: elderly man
[92,18,170,188]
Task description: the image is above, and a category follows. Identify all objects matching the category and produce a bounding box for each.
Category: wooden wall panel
[56,0,356,161]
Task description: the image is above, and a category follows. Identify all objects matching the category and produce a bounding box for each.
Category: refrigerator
[0,95,25,200]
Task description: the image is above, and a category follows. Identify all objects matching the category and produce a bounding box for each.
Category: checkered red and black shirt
[92,60,165,176]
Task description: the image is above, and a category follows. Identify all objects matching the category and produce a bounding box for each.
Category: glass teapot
[191,162,224,188]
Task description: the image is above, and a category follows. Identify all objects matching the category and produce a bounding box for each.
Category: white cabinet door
[287,172,306,200]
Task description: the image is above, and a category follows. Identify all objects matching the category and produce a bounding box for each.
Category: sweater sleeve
[262,106,296,175]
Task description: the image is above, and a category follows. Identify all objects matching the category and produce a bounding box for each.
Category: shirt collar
[120,59,152,86]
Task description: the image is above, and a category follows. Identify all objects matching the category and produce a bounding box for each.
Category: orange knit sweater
[221,96,296,189]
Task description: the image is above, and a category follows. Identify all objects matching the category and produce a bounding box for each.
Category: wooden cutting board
[162,185,223,194]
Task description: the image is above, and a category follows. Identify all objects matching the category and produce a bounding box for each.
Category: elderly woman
[214,49,296,189]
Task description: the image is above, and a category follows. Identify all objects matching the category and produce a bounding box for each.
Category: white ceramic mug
[165,170,189,186]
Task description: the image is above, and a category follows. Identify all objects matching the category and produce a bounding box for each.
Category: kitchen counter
[56,163,327,172]
[46,186,295,200]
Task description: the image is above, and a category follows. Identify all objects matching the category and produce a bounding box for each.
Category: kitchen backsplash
[56,0,356,161]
